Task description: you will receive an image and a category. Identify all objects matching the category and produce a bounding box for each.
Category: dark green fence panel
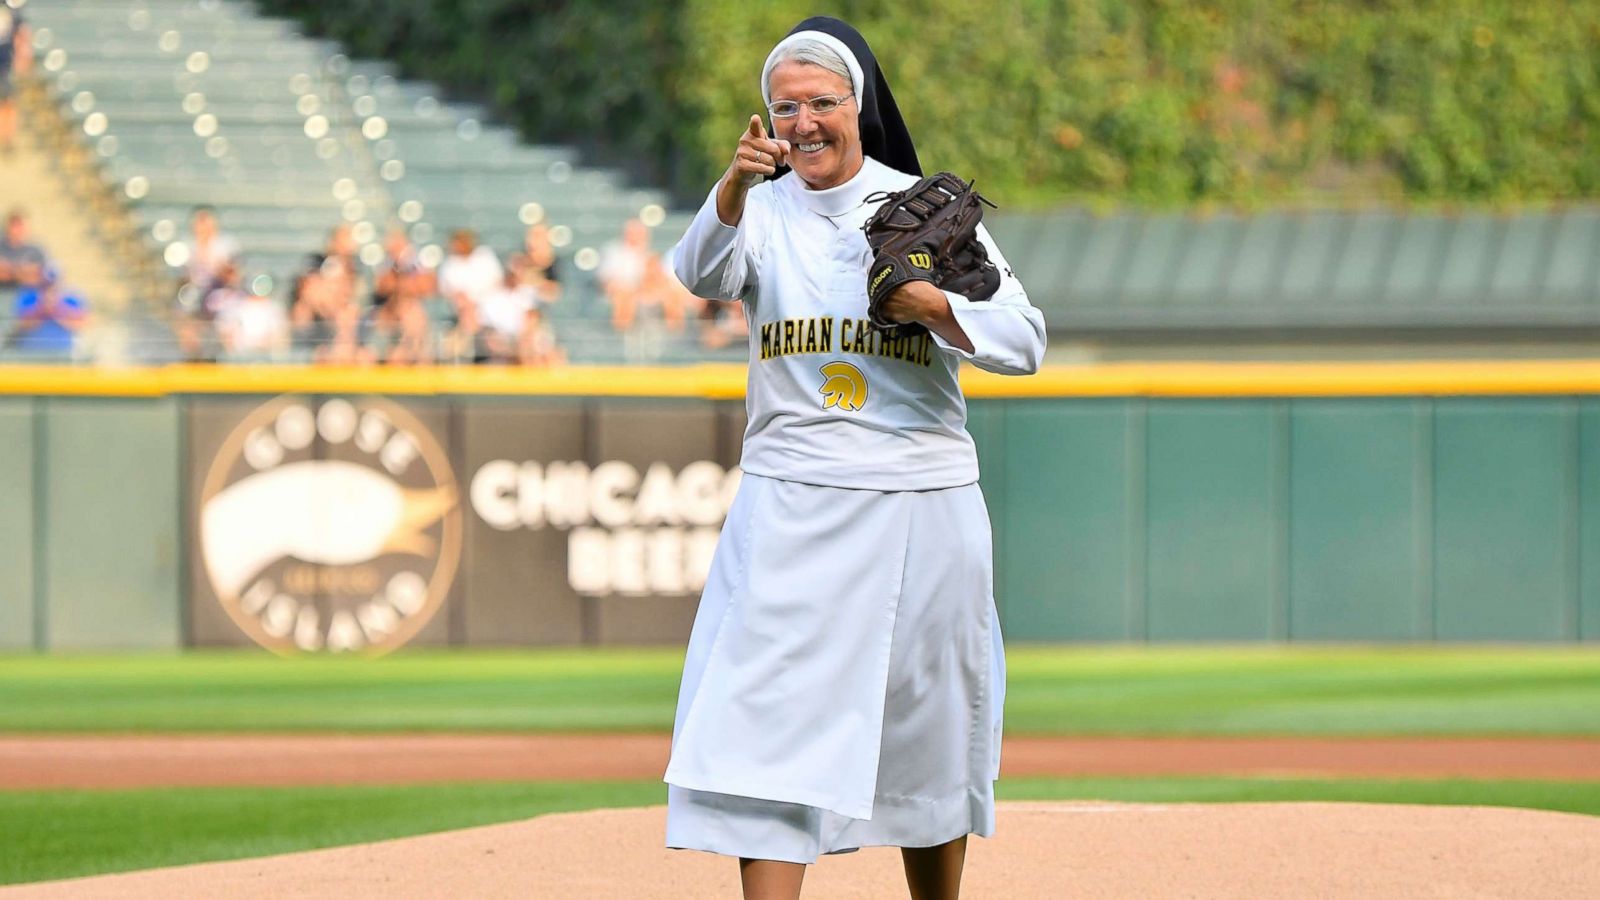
[1582,400,1600,640]
[1431,399,1578,641]
[42,399,182,650]
[1288,400,1427,639]
[966,400,1009,623]
[0,400,34,650]
[1145,401,1283,640]
[998,400,1140,641]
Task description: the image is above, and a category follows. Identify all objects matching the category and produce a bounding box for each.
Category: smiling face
[768,61,862,191]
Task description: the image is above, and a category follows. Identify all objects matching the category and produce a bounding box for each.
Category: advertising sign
[188,396,746,651]
[188,396,460,655]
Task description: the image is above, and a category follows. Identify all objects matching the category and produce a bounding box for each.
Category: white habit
[664,156,1046,863]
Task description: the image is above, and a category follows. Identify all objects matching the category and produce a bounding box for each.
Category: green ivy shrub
[259,0,1600,209]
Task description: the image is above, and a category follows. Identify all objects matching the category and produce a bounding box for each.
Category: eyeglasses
[766,93,854,119]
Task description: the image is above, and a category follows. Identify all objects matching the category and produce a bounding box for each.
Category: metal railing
[0,311,751,367]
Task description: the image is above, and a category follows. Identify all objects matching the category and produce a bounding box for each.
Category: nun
[665,16,1046,899]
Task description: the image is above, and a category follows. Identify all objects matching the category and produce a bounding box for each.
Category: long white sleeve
[670,184,771,301]
[928,224,1047,375]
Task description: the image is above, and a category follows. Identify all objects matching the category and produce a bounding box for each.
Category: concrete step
[0,127,132,312]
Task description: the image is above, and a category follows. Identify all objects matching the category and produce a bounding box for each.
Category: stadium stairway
[23,0,711,364]
[0,118,132,316]
[0,69,166,363]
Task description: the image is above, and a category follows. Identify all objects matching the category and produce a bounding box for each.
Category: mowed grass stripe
[0,780,665,887]
[2,647,1598,735]
[5,777,1599,886]
[997,776,1600,817]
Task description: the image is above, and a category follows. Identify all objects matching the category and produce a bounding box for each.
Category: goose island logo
[199,396,461,656]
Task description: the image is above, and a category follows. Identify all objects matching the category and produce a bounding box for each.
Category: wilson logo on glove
[907,251,933,270]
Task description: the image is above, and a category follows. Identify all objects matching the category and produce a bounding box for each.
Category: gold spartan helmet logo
[819,361,869,411]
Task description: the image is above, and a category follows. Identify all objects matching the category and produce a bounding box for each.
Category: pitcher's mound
[6,802,1598,898]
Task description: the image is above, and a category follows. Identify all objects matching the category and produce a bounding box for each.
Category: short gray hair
[763,38,851,98]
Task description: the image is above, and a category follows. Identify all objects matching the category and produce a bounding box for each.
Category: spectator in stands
[437,229,502,363]
[289,226,373,365]
[699,298,749,350]
[477,268,538,364]
[0,0,30,157]
[289,253,333,353]
[172,206,240,360]
[599,218,649,328]
[204,260,249,313]
[212,262,288,361]
[291,253,370,366]
[599,218,687,363]
[178,206,241,298]
[0,208,45,288]
[369,227,436,365]
[507,227,566,367]
[321,223,366,296]
[5,265,87,357]
[518,304,565,367]
[510,224,562,307]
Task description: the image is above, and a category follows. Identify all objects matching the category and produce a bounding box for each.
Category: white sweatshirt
[671,157,1047,491]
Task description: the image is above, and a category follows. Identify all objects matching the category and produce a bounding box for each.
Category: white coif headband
[760,30,865,109]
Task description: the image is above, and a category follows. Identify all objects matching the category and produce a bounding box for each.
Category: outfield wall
[3,363,1599,652]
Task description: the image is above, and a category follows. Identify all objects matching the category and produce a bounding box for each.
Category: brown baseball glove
[861,172,1000,337]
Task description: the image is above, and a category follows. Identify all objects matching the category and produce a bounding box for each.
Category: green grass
[0,781,663,887]
[997,776,1600,817]
[5,777,1598,886]
[2,646,1599,735]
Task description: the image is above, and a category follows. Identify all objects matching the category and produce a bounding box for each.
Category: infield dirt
[5,802,1598,898]
[3,734,1600,789]
[6,735,1600,896]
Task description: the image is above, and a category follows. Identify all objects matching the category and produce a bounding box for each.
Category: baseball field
[3,645,1598,896]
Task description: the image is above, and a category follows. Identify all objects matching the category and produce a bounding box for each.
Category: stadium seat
[26,0,694,364]
[1538,210,1600,307]
[1165,214,1241,310]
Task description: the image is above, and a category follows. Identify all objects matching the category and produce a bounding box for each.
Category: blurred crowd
[0,203,746,365]
[1,5,752,367]
[1,0,31,158]
[169,208,746,366]
[596,217,747,363]
[2,209,89,357]
[172,207,566,366]
[7,0,738,372]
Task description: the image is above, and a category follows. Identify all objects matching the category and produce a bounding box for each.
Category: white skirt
[664,473,1005,864]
